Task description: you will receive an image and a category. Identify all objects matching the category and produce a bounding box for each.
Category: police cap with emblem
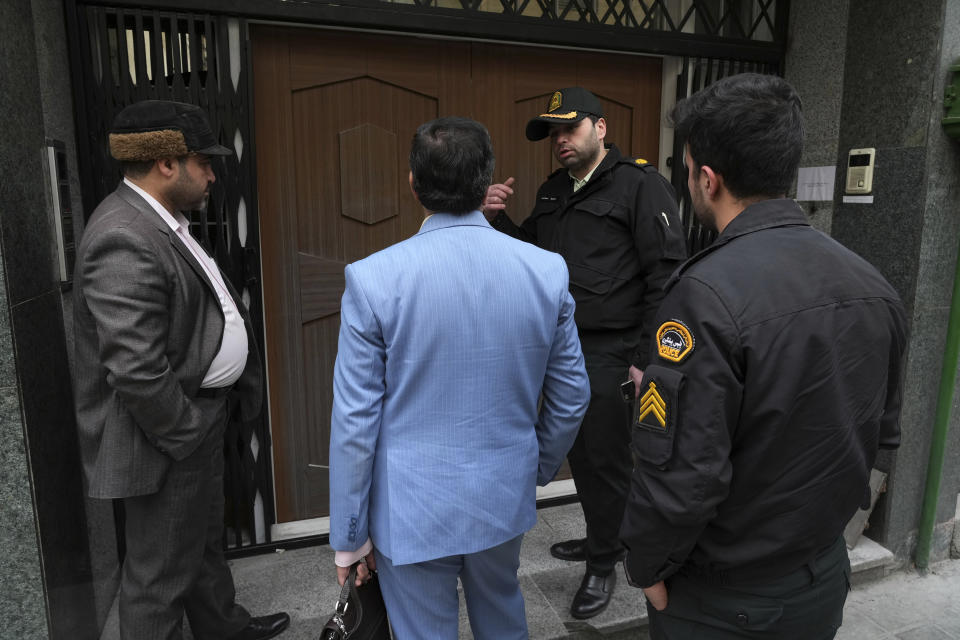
[525,87,604,142]
[109,100,231,161]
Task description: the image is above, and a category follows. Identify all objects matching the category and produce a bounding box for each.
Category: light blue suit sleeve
[536,266,590,485]
[329,265,386,552]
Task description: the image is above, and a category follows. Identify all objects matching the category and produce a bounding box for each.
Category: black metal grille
[418,0,781,41]
[671,56,780,254]
[66,0,787,63]
[67,5,275,551]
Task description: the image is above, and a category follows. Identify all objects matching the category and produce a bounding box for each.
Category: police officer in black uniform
[483,87,687,618]
[619,73,907,639]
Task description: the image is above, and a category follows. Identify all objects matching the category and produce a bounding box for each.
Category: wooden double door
[252,25,663,523]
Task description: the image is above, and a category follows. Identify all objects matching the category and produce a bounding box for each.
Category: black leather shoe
[570,569,616,619]
[550,538,587,561]
[228,612,291,640]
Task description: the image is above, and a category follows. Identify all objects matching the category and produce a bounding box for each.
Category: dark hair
[409,117,495,214]
[671,73,803,200]
[120,159,156,178]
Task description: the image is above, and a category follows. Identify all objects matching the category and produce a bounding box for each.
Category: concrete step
[847,534,897,587]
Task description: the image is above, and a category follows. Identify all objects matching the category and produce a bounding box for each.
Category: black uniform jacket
[491,145,687,368]
[620,198,907,588]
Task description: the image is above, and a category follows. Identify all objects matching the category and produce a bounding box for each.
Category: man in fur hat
[73,100,289,640]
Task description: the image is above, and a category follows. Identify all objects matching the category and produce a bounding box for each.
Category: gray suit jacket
[73,181,262,498]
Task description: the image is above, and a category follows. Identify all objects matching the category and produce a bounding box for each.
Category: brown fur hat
[109,100,231,161]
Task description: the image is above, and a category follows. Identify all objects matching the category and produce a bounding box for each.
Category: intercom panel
[845,148,875,194]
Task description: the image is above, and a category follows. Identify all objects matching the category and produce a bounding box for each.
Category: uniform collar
[562,144,622,193]
[670,199,809,286]
[570,162,600,192]
[590,144,622,178]
[416,209,491,235]
[716,198,810,243]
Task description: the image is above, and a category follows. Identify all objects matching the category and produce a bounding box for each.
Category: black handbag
[319,563,392,640]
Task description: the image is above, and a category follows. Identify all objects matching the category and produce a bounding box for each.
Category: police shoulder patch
[657,320,695,363]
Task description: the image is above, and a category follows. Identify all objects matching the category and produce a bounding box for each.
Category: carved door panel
[253,26,660,523]
[254,26,470,521]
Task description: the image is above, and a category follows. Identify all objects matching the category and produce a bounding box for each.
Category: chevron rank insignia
[637,381,667,429]
[657,320,694,363]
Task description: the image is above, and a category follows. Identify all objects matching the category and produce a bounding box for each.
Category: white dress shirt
[125,179,248,388]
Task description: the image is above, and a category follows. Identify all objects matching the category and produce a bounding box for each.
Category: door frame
[65,0,787,551]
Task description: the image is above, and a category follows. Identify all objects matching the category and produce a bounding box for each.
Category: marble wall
[0,0,98,637]
[889,0,960,563]
[784,0,850,234]
[0,270,46,639]
[829,0,960,563]
[0,0,55,635]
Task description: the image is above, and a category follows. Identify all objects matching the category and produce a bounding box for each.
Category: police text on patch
[657,320,695,363]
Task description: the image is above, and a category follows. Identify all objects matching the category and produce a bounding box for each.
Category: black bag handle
[321,562,365,639]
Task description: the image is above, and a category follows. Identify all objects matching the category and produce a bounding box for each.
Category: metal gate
[672,56,781,254]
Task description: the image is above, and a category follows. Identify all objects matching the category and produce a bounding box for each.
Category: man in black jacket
[484,87,687,618]
[619,73,906,639]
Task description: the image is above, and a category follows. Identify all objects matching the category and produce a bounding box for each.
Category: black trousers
[120,397,250,640]
[647,537,851,640]
[566,328,639,575]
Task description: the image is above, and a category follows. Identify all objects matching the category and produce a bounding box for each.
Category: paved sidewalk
[225,503,960,639]
[837,558,960,640]
[97,502,960,639]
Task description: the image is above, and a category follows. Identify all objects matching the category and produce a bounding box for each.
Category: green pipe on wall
[917,59,960,569]
[915,229,960,570]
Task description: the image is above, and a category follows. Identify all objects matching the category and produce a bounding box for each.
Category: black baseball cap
[525,87,604,141]
[109,100,231,161]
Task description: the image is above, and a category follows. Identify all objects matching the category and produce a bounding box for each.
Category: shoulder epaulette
[621,157,659,173]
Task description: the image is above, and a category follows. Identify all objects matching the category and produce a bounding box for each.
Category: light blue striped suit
[329,210,589,638]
